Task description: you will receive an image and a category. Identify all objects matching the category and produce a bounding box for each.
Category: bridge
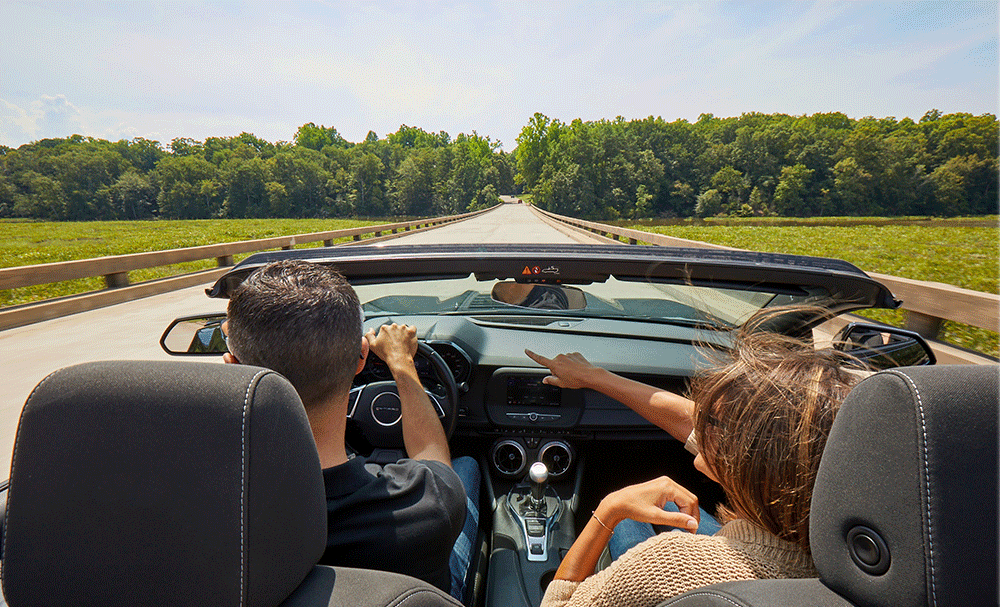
[0,200,994,475]
[0,201,604,474]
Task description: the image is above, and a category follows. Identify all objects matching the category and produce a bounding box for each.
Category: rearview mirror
[160,314,229,355]
[833,322,936,369]
[491,281,587,311]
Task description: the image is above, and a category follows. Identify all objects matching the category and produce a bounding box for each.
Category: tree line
[0,124,514,220]
[517,110,997,218]
[0,110,995,221]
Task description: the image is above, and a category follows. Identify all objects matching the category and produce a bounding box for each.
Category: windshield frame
[207,243,898,332]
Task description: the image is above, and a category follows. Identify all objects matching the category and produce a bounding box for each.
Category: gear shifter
[529,461,548,508]
[509,461,557,562]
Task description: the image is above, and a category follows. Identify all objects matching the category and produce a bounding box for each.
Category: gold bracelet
[592,511,614,534]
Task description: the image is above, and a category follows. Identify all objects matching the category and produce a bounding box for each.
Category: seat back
[663,364,998,607]
[2,361,328,607]
[810,364,998,607]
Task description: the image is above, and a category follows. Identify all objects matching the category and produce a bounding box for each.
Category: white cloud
[0,95,86,146]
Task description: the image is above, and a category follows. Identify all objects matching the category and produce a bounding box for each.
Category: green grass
[623,216,997,228]
[0,218,386,307]
[621,220,999,357]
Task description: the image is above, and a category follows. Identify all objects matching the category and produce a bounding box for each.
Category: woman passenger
[528,314,861,607]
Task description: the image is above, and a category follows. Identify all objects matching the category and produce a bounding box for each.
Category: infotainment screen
[506,375,562,407]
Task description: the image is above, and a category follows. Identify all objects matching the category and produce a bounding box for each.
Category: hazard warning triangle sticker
[522,266,532,275]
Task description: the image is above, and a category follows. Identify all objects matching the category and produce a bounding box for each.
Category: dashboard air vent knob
[539,440,573,477]
[491,439,526,477]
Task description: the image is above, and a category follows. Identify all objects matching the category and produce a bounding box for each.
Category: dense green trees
[516,110,997,218]
[0,126,514,220]
[0,111,994,221]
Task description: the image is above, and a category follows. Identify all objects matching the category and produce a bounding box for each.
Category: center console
[485,460,579,607]
[483,368,584,607]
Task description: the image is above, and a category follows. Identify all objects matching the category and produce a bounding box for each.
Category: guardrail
[0,206,497,331]
[530,205,998,354]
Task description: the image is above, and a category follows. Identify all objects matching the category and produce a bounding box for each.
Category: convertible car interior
[0,244,995,607]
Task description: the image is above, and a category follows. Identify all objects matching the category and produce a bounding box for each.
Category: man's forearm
[392,362,451,465]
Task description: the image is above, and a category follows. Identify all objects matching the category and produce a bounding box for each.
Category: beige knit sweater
[540,519,817,607]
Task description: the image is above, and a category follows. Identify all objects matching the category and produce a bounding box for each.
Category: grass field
[0,218,384,308]
[619,218,999,357]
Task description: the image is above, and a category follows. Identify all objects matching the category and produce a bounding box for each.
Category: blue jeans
[449,456,480,605]
[607,502,721,561]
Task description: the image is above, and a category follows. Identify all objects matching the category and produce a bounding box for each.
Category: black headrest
[810,365,998,607]
[3,361,328,607]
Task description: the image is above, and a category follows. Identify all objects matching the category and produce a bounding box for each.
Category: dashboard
[356,314,709,481]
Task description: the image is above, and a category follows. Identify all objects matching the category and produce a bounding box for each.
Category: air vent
[539,440,573,478]
[472,316,582,326]
[466,293,501,309]
[491,439,526,477]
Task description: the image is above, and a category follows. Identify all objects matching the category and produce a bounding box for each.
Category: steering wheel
[347,342,459,452]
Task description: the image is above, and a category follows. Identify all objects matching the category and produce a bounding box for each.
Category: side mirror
[490,281,587,311]
[833,322,936,370]
[160,314,229,355]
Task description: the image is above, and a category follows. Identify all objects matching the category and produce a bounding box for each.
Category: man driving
[222,259,472,597]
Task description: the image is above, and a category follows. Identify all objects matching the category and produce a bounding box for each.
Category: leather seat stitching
[2,367,62,598]
[887,370,937,607]
[390,588,462,606]
[658,590,745,606]
[241,369,270,607]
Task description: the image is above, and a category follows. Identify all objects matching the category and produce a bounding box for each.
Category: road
[0,202,605,476]
[374,199,607,246]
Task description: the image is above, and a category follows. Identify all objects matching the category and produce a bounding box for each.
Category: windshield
[355,275,793,328]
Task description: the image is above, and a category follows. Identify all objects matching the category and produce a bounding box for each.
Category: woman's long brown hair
[691,307,864,552]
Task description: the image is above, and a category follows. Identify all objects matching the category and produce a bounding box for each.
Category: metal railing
[530,205,998,359]
[0,207,496,331]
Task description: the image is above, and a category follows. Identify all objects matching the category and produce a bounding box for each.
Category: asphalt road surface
[375,200,607,246]
[0,202,605,476]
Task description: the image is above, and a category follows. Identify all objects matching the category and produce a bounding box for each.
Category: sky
[1,0,997,151]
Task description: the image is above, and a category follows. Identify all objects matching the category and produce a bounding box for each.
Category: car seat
[662,364,998,607]
[1,360,460,607]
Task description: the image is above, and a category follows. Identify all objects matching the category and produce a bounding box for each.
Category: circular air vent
[491,439,527,477]
[539,440,573,478]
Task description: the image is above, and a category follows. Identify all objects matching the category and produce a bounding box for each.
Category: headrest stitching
[1,367,62,599]
[886,369,937,607]
[241,368,270,607]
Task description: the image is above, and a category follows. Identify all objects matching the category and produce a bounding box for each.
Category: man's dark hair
[226,260,363,408]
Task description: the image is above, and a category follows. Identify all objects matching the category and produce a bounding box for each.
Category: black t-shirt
[320,457,467,591]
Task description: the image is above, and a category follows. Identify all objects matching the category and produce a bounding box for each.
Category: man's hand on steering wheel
[363,324,452,466]
[365,323,419,371]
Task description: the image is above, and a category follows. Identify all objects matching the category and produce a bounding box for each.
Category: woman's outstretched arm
[525,349,696,442]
